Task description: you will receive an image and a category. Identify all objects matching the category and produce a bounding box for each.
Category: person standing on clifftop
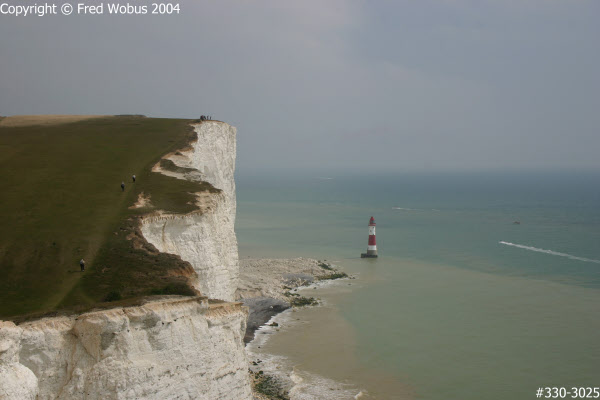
[132,174,136,183]
[79,259,85,272]
[121,182,125,191]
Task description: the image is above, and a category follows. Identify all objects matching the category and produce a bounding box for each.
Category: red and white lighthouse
[361,216,378,258]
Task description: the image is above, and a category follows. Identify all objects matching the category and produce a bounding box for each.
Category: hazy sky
[1,1,599,173]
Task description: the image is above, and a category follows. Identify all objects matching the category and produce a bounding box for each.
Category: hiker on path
[121,182,125,191]
[132,174,136,183]
[80,259,85,272]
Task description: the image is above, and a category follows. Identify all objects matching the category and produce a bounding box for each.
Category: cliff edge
[0,120,253,400]
[141,121,239,301]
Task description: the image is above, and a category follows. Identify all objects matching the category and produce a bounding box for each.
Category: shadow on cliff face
[62,216,199,307]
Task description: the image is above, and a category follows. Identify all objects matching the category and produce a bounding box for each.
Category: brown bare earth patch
[195,191,219,213]
[166,265,197,279]
[129,192,153,209]
[0,115,109,127]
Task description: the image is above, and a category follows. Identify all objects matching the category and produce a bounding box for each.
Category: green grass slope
[0,116,216,320]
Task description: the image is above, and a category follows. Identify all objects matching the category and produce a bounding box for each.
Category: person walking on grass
[121,181,125,191]
[132,174,136,183]
[80,259,85,272]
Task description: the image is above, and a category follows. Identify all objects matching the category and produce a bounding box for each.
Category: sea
[235,171,600,400]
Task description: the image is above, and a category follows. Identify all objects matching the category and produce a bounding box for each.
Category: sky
[1,1,599,173]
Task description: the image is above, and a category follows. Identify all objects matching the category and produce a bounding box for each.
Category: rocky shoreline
[237,257,349,343]
[236,257,351,400]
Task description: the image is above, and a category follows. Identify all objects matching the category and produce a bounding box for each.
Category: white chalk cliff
[1,299,252,400]
[0,121,254,400]
[142,121,238,302]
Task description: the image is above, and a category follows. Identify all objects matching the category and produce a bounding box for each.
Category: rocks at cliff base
[237,257,351,345]
[242,297,289,343]
[282,273,314,287]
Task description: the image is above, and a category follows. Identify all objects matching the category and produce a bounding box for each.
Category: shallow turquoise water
[236,172,600,399]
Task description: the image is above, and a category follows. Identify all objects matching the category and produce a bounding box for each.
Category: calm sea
[236,171,600,400]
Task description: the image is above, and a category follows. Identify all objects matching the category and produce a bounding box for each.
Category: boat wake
[499,241,600,264]
[392,207,440,212]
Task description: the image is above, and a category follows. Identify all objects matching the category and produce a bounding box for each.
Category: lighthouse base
[361,253,378,258]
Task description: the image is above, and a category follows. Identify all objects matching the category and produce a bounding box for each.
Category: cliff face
[0,121,253,400]
[1,298,252,400]
[141,122,238,301]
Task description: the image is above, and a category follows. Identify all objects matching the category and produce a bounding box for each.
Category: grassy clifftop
[0,116,215,319]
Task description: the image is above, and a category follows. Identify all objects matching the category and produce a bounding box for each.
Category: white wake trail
[499,241,600,264]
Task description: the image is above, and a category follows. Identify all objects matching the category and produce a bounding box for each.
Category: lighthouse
[361,216,378,258]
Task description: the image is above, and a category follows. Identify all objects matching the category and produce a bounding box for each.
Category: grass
[0,116,214,319]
